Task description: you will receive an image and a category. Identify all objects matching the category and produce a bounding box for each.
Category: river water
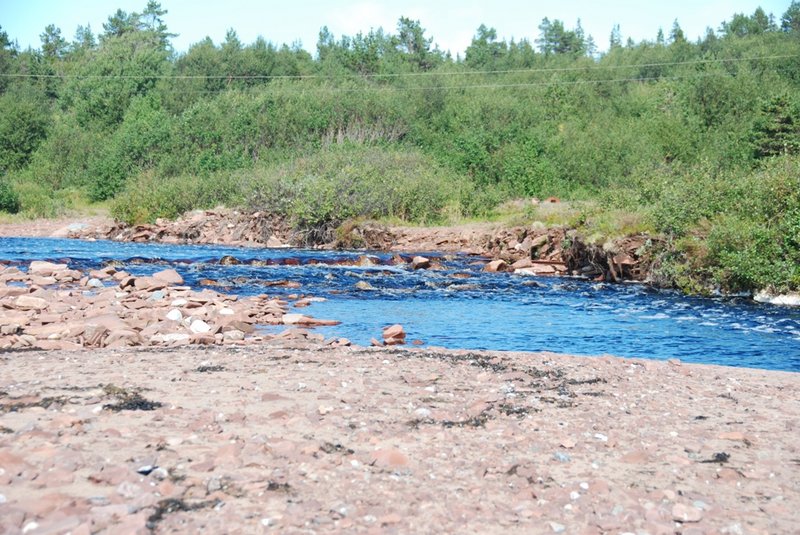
[2,237,799,372]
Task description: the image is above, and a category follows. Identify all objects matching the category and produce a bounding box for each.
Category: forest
[1,1,799,295]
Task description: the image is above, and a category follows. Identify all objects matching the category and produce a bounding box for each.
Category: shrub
[243,144,474,243]
[0,179,19,213]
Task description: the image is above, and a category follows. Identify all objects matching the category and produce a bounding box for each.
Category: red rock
[671,503,702,523]
[411,256,431,269]
[718,431,752,443]
[282,314,340,326]
[515,264,557,275]
[28,261,68,277]
[105,330,142,347]
[14,295,49,311]
[382,324,405,339]
[370,448,409,468]
[484,260,509,273]
[152,269,184,285]
[133,277,167,291]
[511,258,534,269]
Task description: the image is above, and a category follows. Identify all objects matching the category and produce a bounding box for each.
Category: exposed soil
[0,343,798,534]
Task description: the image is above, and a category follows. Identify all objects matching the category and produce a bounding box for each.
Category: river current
[2,237,799,371]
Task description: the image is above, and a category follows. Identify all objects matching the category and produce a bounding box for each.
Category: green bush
[243,144,476,242]
[0,179,19,213]
[110,170,244,225]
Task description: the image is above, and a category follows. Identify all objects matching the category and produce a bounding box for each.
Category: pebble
[166,309,183,321]
[553,452,571,463]
[672,503,703,523]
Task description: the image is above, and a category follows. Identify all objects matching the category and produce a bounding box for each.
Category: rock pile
[0,261,341,351]
[63,208,664,284]
[72,209,291,247]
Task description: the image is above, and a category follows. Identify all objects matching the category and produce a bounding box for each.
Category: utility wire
[123,73,739,96]
[0,53,796,80]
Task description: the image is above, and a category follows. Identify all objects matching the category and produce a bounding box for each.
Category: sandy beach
[1,342,799,534]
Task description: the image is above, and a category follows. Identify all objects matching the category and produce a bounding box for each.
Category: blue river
[1,237,799,372]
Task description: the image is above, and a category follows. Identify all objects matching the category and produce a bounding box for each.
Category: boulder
[483,260,509,273]
[282,313,340,326]
[223,329,245,342]
[133,277,167,292]
[411,256,431,270]
[28,261,68,277]
[105,330,142,347]
[152,269,184,286]
[515,264,557,276]
[166,309,183,322]
[382,324,406,345]
[14,295,49,311]
[83,324,109,347]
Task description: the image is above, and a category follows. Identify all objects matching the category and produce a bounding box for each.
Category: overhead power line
[0,54,796,80]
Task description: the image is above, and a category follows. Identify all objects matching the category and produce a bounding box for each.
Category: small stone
[411,256,431,269]
[553,452,571,463]
[223,329,245,342]
[87,278,104,288]
[190,320,211,334]
[166,309,183,322]
[370,448,409,468]
[548,521,566,533]
[483,260,509,273]
[672,503,703,523]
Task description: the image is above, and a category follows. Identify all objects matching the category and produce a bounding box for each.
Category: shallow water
[2,237,799,371]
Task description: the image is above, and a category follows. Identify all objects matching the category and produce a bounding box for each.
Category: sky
[1,0,792,56]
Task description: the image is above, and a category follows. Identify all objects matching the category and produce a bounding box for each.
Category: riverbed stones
[14,295,49,311]
[411,256,431,270]
[382,324,406,345]
[483,260,509,273]
[152,269,183,285]
[28,261,68,277]
[0,264,337,350]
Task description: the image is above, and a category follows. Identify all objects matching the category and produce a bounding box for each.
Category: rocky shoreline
[30,208,662,286]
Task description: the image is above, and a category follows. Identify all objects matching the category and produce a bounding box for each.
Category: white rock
[754,290,800,307]
[190,320,211,334]
[282,313,304,325]
[164,333,191,343]
[219,308,235,316]
[223,330,245,341]
[171,298,188,307]
[166,309,183,322]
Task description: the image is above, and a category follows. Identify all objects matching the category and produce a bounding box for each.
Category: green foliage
[110,169,243,224]
[0,86,50,173]
[243,145,476,242]
[0,179,19,213]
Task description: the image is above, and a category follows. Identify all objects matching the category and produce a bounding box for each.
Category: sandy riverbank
[1,343,798,534]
